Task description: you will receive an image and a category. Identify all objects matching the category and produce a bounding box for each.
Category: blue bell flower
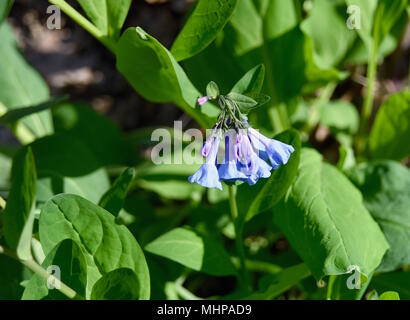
[188,135,223,190]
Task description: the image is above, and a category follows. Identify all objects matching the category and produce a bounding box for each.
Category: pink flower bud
[197,96,209,105]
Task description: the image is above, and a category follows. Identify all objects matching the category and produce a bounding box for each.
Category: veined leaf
[116,27,218,128]
[22,239,87,300]
[2,147,37,260]
[347,161,410,272]
[145,227,237,276]
[90,268,140,300]
[171,0,238,61]
[77,0,131,40]
[369,91,410,160]
[39,194,150,299]
[274,148,389,279]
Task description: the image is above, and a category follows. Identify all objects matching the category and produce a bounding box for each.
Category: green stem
[357,6,382,156]
[48,0,116,53]
[0,245,82,300]
[228,185,250,290]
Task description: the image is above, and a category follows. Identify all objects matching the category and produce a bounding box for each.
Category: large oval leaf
[39,194,150,299]
[274,148,389,279]
[347,161,410,272]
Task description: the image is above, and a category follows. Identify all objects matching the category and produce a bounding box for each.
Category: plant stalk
[357,6,382,156]
[0,245,81,300]
[48,0,116,54]
[228,185,251,290]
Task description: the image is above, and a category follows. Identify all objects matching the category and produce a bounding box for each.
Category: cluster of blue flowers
[188,91,295,190]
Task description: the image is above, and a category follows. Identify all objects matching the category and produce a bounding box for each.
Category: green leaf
[0,254,24,299]
[22,239,87,300]
[379,291,400,300]
[99,168,135,217]
[22,134,110,204]
[346,0,407,49]
[347,161,410,272]
[246,263,311,299]
[145,227,237,276]
[2,147,36,260]
[90,268,140,300]
[237,129,300,221]
[206,81,219,99]
[53,102,134,166]
[171,0,238,61]
[371,271,410,300]
[274,148,389,280]
[301,0,356,68]
[226,92,258,113]
[116,27,218,128]
[0,0,13,24]
[77,0,131,40]
[369,91,410,160]
[345,0,378,49]
[39,194,150,299]
[319,100,359,135]
[0,23,52,139]
[0,96,66,125]
[231,64,265,95]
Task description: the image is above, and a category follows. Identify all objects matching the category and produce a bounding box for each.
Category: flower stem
[0,245,82,300]
[357,6,382,156]
[48,0,116,54]
[228,185,251,290]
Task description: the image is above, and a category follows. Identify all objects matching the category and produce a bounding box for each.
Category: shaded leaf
[90,268,140,300]
[246,263,311,299]
[237,129,300,221]
[145,227,237,276]
[3,147,36,260]
[369,91,410,160]
[22,239,87,300]
[0,23,52,139]
[347,161,410,272]
[99,167,135,217]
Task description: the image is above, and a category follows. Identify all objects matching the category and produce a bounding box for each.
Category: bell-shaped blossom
[218,131,248,182]
[248,128,294,169]
[235,132,272,185]
[188,136,222,190]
